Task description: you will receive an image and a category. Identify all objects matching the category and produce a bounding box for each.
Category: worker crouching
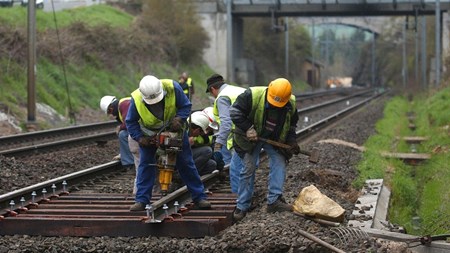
[230,78,300,221]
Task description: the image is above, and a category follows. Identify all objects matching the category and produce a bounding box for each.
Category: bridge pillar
[197,1,254,85]
[198,2,228,81]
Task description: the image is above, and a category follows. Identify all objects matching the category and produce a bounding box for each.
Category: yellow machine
[155,131,183,195]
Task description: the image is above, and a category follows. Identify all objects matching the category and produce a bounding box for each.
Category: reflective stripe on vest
[131,79,176,130]
[249,87,296,143]
[213,84,246,149]
[183,77,193,94]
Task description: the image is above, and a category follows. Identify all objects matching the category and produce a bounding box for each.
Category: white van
[21,0,44,9]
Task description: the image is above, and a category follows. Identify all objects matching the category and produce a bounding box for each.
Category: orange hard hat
[267,78,292,107]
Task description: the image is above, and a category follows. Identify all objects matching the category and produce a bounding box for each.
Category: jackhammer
[155,131,183,196]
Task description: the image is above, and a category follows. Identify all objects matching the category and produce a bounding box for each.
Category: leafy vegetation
[0,5,133,30]
[243,17,311,89]
[355,87,450,235]
[0,3,215,128]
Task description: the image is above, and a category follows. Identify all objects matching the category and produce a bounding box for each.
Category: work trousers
[236,141,286,212]
[192,146,217,176]
[118,130,134,166]
[135,131,207,205]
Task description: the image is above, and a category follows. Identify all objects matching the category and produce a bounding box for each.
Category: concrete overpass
[195,0,450,86]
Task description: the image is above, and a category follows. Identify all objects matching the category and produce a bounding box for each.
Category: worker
[229,78,300,221]
[205,73,246,193]
[99,95,136,170]
[178,72,195,100]
[201,106,219,135]
[188,111,222,176]
[125,75,211,211]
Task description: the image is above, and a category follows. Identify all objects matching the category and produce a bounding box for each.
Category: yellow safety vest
[213,84,246,149]
[249,87,296,143]
[130,79,176,130]
[182,77,193,95]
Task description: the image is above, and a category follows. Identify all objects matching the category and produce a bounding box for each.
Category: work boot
[195,199,211,209]
[267,196,293,213]
[233,208,246,221]
[130,202,146,211]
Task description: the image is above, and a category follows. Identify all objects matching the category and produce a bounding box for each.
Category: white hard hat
[202,107,219,130]
[100,95,116,114]
[190,111,210,133]
[139,75,165,105]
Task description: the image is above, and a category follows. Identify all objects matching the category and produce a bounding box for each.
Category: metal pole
[415,14,419,89]
[226,0,234,83]
[311,19,315,88]
[421,16,427,89]
[27,0,36,125]
[371,31,375,87]
[325,27,329,88]
[435,0,441,87]
[284,17,289,78]
[402,20,407,89]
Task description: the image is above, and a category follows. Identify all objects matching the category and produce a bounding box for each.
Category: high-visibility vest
[249,87,296,143]
[213,84,246,149]
[130,79,176,130]
[182,77,193,95]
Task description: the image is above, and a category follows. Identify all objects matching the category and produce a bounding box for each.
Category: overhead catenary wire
[50,0,76,125]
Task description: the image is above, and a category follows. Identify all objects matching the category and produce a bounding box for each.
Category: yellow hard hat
[267,78,292,107]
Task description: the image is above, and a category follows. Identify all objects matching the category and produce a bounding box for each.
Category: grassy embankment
[354,87,450,235]
[0,5,217,129]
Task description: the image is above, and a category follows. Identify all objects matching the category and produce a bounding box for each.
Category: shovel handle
[258,137,310,155]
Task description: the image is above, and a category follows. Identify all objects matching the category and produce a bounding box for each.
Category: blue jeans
[221,145,232,166]
[229,149,243,193]
[118,130,134,166]
[236,141,286,212]
[135,131,206,204]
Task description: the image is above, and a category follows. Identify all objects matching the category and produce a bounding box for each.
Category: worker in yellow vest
[125,75,210,211]
[179,72,195,100]
[205,74,246,193]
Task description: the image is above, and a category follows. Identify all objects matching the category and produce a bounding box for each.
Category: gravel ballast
[0,97,415,253]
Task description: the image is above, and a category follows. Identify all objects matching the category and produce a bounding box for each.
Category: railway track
[0,87,374,158]
[0,88,384,238]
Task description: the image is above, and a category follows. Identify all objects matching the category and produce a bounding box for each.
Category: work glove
[214,143,222,152]
[138,136,156,147]
[115,125,121,135]
[287,141,300,155]
[213,151,225,171]
[246,125,258,142]
[169,117,183,132]
[278,148,293,163]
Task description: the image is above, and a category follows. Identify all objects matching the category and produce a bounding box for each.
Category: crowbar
[257,137,319,163]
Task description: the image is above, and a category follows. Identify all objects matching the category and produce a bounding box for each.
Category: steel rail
[0,161,122,211]
[0,121,117,148]
[299,88,374,113]
[297,90,385,140]
[0,88,385,238]
[0,88,372,157]
[0,132,116,157]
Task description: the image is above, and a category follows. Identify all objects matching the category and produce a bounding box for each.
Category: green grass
[355,89,450,235]
[0,4,133,30]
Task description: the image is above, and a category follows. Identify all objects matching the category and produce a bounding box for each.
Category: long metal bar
[421,16,427,89]
[435,0,441,86]
[227,0,234,82]
[27,0,36,124]
[402,19,407,89]
[285,16,289,78]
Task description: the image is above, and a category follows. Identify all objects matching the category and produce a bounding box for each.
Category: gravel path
[0,96,414,253]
